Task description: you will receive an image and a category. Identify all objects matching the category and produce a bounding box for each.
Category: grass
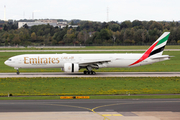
[1,95,180,100]
[0,77,180,97]
[0,45,180,50]
[0,51,180,72]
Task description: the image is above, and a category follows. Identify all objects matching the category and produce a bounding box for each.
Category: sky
[0,0,180,22]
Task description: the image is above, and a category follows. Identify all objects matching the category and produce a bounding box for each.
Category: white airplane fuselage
[4,53,169,69]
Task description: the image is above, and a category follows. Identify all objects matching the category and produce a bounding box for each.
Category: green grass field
[0,51,180,72]
[0,45,180,50]
[0,77,180,97]
[1,49,179,100]
[1,95,180,100]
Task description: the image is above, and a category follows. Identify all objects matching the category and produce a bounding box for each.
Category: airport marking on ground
[102,114,123,116]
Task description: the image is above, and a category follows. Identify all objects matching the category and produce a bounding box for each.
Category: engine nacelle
[63,63,79,73]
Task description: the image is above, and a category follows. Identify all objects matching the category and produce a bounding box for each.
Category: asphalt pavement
[0,72,180,78]
[0,99,180,120]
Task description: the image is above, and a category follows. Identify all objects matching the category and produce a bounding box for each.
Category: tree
[52,40,57,45]
[12,34,21,45]
[112,33,116,44]
[3,24,8,31]
[37,29,43,36]
[77,32,84,43]
[99,29,111,40]
[53,29,67,42]
[70,20,74,25]
[23,24,29,29]
[0,20,179,46]
[124,39,132,44]
[132,20,143,27]
[11,24,18,30]
[101,22,109,29]
[31,32,37,40]
[5,39,8,46]
[19,31,24,40]
[63,28,77,44]
[149,22,163,30]
[120,21,132,29]
[134,29,144,44]
[109,24,120,32]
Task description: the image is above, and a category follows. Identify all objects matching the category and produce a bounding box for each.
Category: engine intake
[63,63,79,73]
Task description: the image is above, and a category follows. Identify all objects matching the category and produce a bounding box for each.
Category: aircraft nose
[4,60,11,66]
[4,60,8,65]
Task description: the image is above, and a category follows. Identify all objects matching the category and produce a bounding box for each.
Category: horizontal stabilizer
[150,55,173,60]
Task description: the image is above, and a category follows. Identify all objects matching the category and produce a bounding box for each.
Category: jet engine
[63,63,79,72]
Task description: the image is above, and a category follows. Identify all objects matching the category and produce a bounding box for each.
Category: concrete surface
[0,112,180,120]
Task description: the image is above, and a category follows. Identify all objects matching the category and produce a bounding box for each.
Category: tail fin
[129,32,170,66]
[147,32,170,57]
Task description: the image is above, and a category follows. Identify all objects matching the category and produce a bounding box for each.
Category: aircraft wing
[78,59,111,66]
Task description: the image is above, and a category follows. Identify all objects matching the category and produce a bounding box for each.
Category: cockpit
[4,58,14,67]
[8,59,12,61]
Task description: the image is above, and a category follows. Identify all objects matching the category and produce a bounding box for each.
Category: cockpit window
[8,59,12,61]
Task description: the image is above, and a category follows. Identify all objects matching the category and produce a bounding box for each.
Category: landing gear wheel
[84,71,87,74]
[91,71,96,75]
[16,70,20,75]
[83,70,96,75]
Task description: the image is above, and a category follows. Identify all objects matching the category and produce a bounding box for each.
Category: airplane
[4,32,171,75]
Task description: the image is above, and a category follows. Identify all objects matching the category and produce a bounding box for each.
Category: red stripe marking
[129,41,159,66]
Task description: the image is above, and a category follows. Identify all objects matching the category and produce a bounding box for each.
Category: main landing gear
[83,66,96,75]
[83,70,96,75]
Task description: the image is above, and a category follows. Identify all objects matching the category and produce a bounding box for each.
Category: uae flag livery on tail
[129,32,170,66]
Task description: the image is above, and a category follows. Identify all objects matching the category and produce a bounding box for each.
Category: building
[36,19,57,23]
[18,20,78,29]
[18,21,57,29]
[57,21,78,29]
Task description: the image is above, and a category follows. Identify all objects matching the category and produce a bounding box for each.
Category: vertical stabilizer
[129,32,170,66]
[148,32,170,57]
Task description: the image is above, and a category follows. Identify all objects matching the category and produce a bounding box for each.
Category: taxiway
[0,99,180,120]
[0,72,180,78]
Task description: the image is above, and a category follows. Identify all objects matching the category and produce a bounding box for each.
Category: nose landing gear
[14,68,20,75]
[17,70,20,75]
